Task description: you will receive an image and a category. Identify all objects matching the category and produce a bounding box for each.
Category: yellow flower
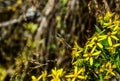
[31,76,41,81]
[65,66,87,81]
[107,43,120,54]
[113,14,120,31]
[31,76,38,81]
[113,20,120,31]
[114,14,119,20]
[83,48,101,66]
[104,75,111,79]
[105,62,116,79]
[112,14,120,30]
[89,33,104,49]
[40,70,47,81]
[72,42,83,59]
[101,31,119,46]
[98,12,114,25]
[104,12,114,21]
[100,64,105,72]
[31,70,47,81]
[107,31,119,46]
[84,33,106,53]
[103,19,113,28]
[100,12,120,32]
[100,61,116,80]
[49,67,64,81]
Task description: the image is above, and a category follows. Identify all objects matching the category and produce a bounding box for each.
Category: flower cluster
[100,61,116,79]
[71,11,120,80]
[65,66,87,81]
[31,11,120,81]
[48,67,64,81]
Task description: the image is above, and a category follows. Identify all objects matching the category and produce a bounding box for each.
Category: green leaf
[115,55,120,73]
[95,25,103,35]
[101,39,109,48]
[100,74,104,81]
[94,62,100,68]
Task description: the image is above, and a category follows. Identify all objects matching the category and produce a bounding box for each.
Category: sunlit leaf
[95,25,103,35]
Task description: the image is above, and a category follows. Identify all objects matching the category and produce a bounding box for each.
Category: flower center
[74,73,78,78]
[107,32,111,36]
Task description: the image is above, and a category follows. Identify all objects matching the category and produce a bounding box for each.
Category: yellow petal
[74,66,78,74]
[107,12,114,17]
[108,37,112,46]
[112,64,116,69]
[106,61,111,68]
[91,37,97,42]
[72,78,76,81]
[113,25,118,31]
[83,53,88,57]
[111,72,115,76]
[85,57,89,61]
[97,43,103,48]
[90,57,93,66]
[99,35,107,40]
[92,51,101,56]
[114,15,119,20]
[104,75,110,79]
[74,41,82,50]
[78,75,87,79]
[65,75,74,78]
[31,76,37,81]
[111,35,119,40]
[91,46,96,53]
[87,43,94,47]
[78,68,85,74]
[114,43,120,47]
[111,31,117,34]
